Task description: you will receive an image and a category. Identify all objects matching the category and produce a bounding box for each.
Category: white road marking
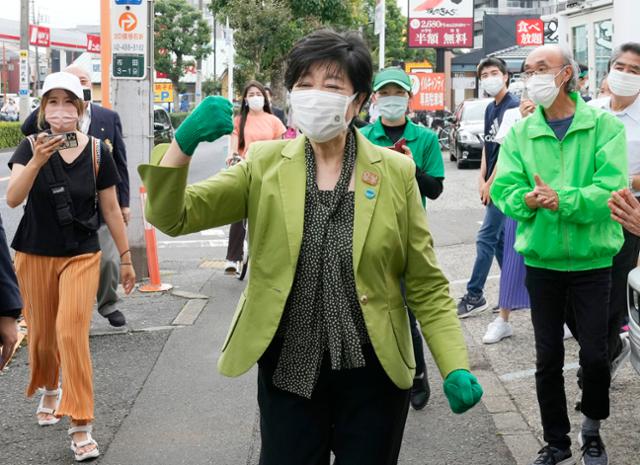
[476,221,483,225]
[0,176,10,182]
[200,228,226,237]
[449,274,500,285]
[158,239,228,248]
[499,362,580,382]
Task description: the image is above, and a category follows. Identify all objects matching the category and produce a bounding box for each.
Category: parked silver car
[627,267,640,375]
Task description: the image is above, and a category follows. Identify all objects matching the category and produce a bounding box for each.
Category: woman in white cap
[6,71,135,461]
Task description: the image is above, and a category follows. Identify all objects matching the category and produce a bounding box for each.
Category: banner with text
[408,0,473,49]
[409,72,445,111]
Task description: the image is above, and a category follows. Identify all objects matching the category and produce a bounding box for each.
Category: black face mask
[83,88,92,102]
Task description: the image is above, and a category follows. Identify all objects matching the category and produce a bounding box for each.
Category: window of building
[572,25,588,69]
[594,19,613,89]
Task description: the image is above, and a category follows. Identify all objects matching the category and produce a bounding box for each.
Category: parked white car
[627,268,640,375]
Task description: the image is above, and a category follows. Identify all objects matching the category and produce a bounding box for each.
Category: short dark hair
[609,42,640,71]
[476,57,508,79]
[285,29,373,110]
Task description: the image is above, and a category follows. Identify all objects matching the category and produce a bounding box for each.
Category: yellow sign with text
[154,82,174,103]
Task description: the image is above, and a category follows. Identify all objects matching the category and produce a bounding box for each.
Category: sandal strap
[73,436,96,449]
[68,424,93,435]
[37,406,55,415]
[40,386,61,396]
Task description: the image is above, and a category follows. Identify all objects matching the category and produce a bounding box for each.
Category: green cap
[373,67,412,92]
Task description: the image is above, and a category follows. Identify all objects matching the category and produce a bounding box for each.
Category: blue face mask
[377,95,409,121]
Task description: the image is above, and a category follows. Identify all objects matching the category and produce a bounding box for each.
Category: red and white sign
[409,72,445,111]
[29,25,50,47]
[516,19,544,46]
[408,0,473,49]
[86,34,101,53]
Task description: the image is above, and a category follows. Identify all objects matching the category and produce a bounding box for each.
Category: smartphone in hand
[389,137,407,154]
[45,132,78,150]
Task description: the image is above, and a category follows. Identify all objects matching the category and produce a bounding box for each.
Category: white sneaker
[563,324,574,340]
[482,316,513,344]
[224,260,238,275]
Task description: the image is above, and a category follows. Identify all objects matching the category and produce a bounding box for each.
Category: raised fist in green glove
[175,96,234,156]
[443,369,483,414]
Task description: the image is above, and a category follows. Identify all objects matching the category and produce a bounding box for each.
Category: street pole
[100,0,111,108]
[226,17,233,102]
[213,13,216,83]
[2,43,6,103]
[195,0,203,106]
[378,0,385,70]
[111,0,153,278]
[19,0,29,122]
[32,0,40,97]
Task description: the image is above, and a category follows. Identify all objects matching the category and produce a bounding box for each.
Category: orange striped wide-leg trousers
[14,251,101,422]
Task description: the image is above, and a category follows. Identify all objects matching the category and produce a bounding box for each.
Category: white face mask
[377,95,409,121]
[481,76,505,97]
[526,67,567,109]
[290,90,356,143]
[247,95,265,111]
[607,69,640,97]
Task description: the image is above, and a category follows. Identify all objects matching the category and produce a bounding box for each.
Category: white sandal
[36,387,62,426]
[68,424,100,462]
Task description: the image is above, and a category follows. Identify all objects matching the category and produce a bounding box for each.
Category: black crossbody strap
[33,136,79,250]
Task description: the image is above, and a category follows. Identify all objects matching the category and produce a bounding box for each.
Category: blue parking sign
[115,0,143,5]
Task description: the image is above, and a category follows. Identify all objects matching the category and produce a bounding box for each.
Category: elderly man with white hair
[491,44,628,465]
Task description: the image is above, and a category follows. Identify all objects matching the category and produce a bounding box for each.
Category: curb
[462,324,541,465]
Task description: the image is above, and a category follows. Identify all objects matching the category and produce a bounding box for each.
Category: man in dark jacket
[0,213,22,371]
[21,65,131,327]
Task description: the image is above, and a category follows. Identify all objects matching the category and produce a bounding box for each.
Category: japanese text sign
[87,34,101,54]
[111,0,147,79]
[408,0,473,49]
[516,19,544,46]
[409,72,445,111]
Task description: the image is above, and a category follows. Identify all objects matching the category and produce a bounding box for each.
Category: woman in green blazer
[139,30,482,465]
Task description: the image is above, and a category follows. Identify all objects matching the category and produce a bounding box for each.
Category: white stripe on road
[200,228,226,237]
[158,239,228,248]
[499,362,580,382]
[449,274,500,285]
[0,176,10,182]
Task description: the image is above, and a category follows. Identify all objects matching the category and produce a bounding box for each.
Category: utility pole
[194,0,203,106]
[19,0,29,122]
[111,0,153,277]
[31,0,40,96]
[100,0,111,108]
[212,13,216,83]
[226,17,233,102]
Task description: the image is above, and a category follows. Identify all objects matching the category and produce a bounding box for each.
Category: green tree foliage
[362,0,435,69]
[209,0,435,99]
[154,0,212,105]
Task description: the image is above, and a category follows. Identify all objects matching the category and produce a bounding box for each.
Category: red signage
[86,34,101,53]
[408,0,474,48]
[516,19,544,46]
[409,72,445,111]
[29,25,50,47]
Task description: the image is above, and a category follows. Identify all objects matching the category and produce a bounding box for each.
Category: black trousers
[257,339,410,465]
[566,228,640,360]
[226,220,246,262]
[0,214,22,314]
[525,266,611,450]
[408,310,427,377]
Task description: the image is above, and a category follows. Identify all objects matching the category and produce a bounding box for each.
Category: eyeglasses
[521,65,567,80]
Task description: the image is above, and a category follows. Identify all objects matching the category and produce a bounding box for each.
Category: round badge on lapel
[365,188,376,199]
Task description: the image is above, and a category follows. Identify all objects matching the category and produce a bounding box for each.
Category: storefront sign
[153,82,174,103]
[516,19,544,46]
[408,0,474,48]
[452,75,475,90]
[87,34,101,54]
[111,0,147,79]
[29,25,50,47]
[409,72,445,111]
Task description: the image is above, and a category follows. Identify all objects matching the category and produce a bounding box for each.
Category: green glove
[174,96,234,156]
[443,369,483,414]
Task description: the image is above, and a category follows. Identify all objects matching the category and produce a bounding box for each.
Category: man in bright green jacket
[491,45,627,465]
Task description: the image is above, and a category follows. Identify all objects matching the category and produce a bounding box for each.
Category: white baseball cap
[42,72,84,100]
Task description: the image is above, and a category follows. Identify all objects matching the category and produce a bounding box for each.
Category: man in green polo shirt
[360,68,445,207]
[360,67,445,411]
